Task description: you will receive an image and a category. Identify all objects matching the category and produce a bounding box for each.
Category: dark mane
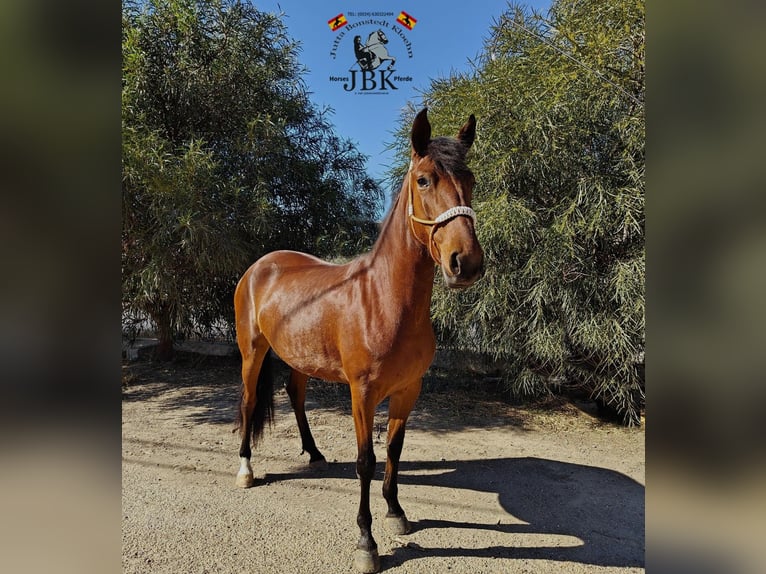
[427,136,471,177]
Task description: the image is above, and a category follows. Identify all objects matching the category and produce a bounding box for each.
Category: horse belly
[273,335,346,383]
[260,299,347,382]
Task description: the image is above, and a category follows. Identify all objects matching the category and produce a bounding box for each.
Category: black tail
[252,350,275,444]
[236,350,276,446]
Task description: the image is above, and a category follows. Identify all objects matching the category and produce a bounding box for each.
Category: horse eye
[416,177,429,188]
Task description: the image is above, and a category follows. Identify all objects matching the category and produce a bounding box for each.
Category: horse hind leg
[286,369,327,468]
[235,336,273,488]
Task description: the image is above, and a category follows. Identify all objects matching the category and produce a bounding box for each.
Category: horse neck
[366,179,435,316]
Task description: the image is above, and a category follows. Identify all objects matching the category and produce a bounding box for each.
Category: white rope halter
[408,203,477,227]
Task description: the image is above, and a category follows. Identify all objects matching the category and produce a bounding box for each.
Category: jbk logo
[328,13,415,95]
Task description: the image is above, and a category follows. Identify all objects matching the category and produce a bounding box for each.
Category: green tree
[122,0,381,359]
[391,0,644,424]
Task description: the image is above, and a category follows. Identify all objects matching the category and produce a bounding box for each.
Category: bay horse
[233,109,483,573]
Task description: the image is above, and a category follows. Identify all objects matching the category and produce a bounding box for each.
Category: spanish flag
[327,14,348,32]
[396,11,417,30]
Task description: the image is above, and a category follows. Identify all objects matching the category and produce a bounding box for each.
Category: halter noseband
[406,159,477,265]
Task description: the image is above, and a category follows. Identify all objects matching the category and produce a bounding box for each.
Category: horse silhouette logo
[352,30,396,71]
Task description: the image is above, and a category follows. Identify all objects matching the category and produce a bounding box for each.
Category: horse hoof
[384,515,412,535]
[352,549,380,574]
[309,457,328,471]
[235,473,255,488]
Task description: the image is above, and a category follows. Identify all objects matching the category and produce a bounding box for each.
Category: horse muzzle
[442,248,485,289]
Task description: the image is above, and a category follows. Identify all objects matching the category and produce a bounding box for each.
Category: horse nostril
[449,252,461,276]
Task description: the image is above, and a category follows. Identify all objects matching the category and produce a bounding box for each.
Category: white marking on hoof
[236,457,255,488]
[384,515,412,535]
[352,548,380,574]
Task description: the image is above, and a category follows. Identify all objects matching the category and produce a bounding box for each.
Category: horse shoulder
[338,264,436,376]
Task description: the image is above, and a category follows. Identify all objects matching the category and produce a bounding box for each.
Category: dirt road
[122,357,644,573]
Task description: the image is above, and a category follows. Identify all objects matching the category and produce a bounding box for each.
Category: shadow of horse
[265,456,644,570]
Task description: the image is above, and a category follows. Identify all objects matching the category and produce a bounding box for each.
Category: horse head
[408,109,484,289]
[367,29,388,46]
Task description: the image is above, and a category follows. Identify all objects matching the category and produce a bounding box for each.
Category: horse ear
[411,108,431,157]
[457,114,476,149]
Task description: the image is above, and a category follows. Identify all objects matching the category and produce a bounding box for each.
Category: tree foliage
[390,0,645,424]
[122,0,382,358]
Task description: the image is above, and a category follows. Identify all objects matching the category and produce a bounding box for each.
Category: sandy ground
[122,356,644,573]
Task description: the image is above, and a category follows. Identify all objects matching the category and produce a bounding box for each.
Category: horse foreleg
[286,369,327,468]
[350,384,380,574]
[382,379,421,535]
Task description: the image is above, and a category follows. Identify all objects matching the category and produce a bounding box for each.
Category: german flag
[327,14,348,32]
[396,11,417,30]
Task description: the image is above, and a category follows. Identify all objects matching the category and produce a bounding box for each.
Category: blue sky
[251,1,551,203]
